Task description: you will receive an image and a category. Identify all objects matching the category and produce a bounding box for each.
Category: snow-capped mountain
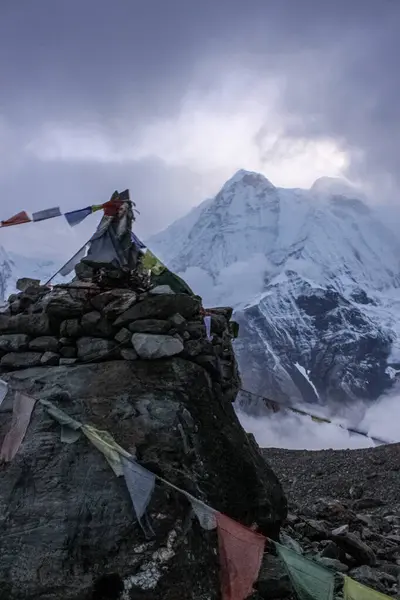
[0,249,57,302]
[147,170,400,407]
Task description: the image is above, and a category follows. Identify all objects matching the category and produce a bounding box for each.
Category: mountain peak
[310,176,360,198]
[224,169,275,190]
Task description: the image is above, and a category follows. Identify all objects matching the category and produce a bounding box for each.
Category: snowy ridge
[147,169,400,406]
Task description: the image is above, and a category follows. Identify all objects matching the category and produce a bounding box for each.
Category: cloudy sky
[0,0,399,259]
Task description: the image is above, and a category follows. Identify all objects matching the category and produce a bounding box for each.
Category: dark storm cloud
[0,0,400,257]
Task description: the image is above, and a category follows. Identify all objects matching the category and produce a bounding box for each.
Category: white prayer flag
[121,456,156,537]
[204,315,213,341]
[32,207,61,222]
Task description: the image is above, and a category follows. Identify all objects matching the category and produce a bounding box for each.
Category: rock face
[0,266,286,599]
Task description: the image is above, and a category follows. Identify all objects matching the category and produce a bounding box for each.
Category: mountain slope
[147,170,400,406]
[0,249,57,303]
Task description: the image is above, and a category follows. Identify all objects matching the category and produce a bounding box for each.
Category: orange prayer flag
[1,211,31,227]
[217,512,266,600]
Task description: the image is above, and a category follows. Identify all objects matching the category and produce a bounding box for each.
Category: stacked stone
[0,277,238,397]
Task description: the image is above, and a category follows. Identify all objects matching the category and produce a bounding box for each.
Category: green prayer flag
[141,249,166,275]
[344,576,394,600]
[276,542,334,600]
[229,321,239,338]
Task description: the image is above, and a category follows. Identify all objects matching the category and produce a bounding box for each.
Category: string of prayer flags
[204,315,213,341]
[82,425,131,477]
[64,207,92,227]
[1,211,31,227]
[343,576,394,600]
[275,542,335,600]
[0,392,36,462]
[32,207,61,222]
[0,393,394,600]
[216,512,266,600]
[0,379,8,407]
[121,456,156,538]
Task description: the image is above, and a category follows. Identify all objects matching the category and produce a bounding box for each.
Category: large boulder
[29,336,60,353]
[131,333,184,359]
[0,357,286,600]
[115,294,201,326]
[1,351,43,369]
[45,292,87,319]
[76,337,118,362]
[0,314,51,337]
[0,334,30,352]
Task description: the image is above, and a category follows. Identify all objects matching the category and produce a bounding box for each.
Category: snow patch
[294,362,319,399]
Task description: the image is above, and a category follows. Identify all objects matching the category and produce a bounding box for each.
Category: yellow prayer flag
[344,576,394,600]
[82,425,131,477]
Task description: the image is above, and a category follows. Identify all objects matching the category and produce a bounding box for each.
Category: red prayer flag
[1,211,31,227]
[217,513,266,600]
[102,199,124,217]
[0,392,36,462]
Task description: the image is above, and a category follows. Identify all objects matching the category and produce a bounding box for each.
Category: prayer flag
[32,207,61,222]
[229,321,240,339]
[59,244,88,277]
[275,542,334,600]
[121,456,156,537]
[39,398,81,430]
[102,199,123,217]
[343,576,393,600]
[217,512,266,600]
[1,211,31,227]
[0,379,8,407]
[131,231,146,250]
[265,399,281,413]
[0,392,36,462]
[64,207,92,227]
[204,315,213,341]
[186,494,217,530]
[61,425,81,444]
[82,425,130,476]
[311,415,331,424]
[119,189,130,201]
[91,204,104,213]
[141,249,165,275]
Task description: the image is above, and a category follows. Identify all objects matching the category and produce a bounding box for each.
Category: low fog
[236,391,399,451]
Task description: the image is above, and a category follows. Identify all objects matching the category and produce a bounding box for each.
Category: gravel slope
[255,443,400,599]
[262,443,400,510]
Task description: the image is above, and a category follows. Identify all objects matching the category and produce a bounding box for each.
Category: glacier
[147,169,400,408]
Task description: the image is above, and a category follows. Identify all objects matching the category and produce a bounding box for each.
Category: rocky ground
[259,443,400,598]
